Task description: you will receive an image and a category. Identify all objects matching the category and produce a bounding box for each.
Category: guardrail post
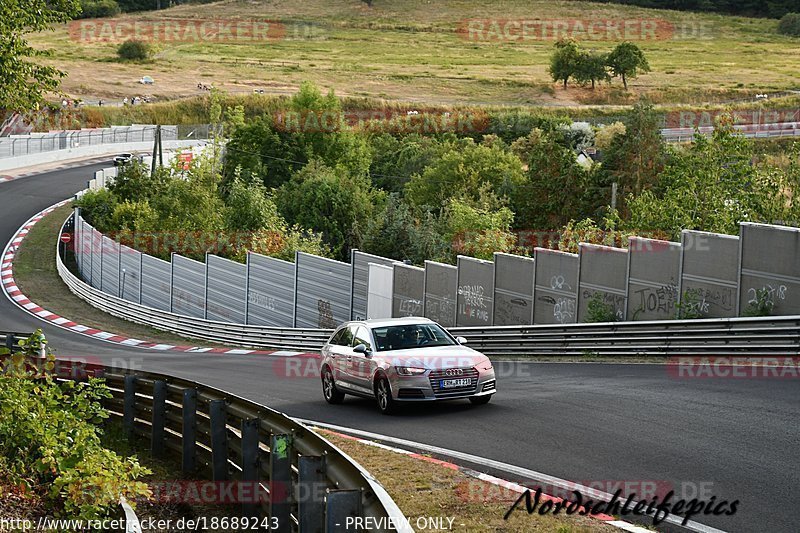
[325,490,363,532]
[210,400,228,481]
[240,418,260,518]
[269,433,293,530]
[151,380,166,457]
[182,389,197,475]
[5,335,14,354]
[123,375,136,440]
[298,455,326,533]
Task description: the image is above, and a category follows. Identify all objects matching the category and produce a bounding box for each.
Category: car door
[327,326,354,386]
[349,326,377,393]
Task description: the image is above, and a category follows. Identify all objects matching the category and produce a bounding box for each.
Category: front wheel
[469,395,492,406]
[322,367,345,404]
[375,377,397,415]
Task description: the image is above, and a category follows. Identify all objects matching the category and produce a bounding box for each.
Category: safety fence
[0,335,409,532]
[0,125,211,159]
[71,196,800,331]
[57,212,800,357]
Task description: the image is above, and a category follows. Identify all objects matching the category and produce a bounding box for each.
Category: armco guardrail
[1,332,36,353]
[54,215,800,357]
[448,317,800,357]
[0,344,410,533]
[58,251,332,351]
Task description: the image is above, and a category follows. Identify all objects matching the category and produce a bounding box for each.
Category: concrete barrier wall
[679,230,739,318]
[533,248,579,325]
[577,244,628,322]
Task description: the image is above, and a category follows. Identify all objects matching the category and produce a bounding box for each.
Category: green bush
[0,331,150,520]
[585,292,618,323]
[79,0,121,18]
[117,39,152,61]
[75,188,119,232]
[778,13,800,36]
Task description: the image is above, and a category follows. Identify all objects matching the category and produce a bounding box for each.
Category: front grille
[482,379,496,392]
[429,367,479,397]
[398,388,426,399]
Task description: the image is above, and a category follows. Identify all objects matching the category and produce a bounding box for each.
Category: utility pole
[611,182,618,211]
[150,125,163,177]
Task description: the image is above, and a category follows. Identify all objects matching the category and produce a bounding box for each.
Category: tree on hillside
[574,51,610,90]
[0,0,81,111]
[549,39,581,90]
[606,42,650,90]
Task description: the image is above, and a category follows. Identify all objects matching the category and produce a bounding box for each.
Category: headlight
[478,361,493,371]
[396,366,427,376]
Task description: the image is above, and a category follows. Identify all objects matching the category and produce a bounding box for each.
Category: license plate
[440,378,472,389]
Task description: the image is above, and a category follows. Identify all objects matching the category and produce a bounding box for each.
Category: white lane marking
[296,419,729,533]
[271,350,304,357]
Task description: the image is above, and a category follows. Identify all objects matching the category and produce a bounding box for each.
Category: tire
[322,367,345,404]
[375,377,397,415]
[469,395,492,406]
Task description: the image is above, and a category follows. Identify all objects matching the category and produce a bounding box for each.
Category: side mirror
[456,336,468,345]
[353,344,371,356]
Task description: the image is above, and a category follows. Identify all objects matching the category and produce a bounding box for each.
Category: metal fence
[71,201,800,332]
[0,340,410,533]
[0,124,211,159]
[62,156,800,354]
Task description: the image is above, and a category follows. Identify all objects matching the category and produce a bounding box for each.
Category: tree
[223,83,371,191]
[361,195,449,264]
[405,139,525,210]
[117,39,151,61]
[606,42,650,90]
[778,13,800,36]
[367,133,450,194]
[600,102,666,218]
[276,160,384,261]
[0,0,81,111]
[574,51,609,90]
[627,118,800,239]
[511,128,592,230]
[441,191,517,261]
[548,39,581,90]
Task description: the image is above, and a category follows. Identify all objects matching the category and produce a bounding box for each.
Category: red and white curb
[1,200,311,358]
[303,420,724,533]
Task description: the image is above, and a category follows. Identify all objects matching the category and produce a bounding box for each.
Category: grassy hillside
[33,0,800,107]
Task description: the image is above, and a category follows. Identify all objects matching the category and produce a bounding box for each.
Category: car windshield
[371,323,456,352]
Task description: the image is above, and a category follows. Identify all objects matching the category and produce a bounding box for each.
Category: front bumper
[389,367,496,401]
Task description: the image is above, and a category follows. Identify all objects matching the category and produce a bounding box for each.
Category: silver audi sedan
[320,317,496,414]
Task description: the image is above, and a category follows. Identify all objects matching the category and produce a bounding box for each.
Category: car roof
[350,317,435,328]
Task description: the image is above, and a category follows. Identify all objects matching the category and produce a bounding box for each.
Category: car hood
[376,344,489,370]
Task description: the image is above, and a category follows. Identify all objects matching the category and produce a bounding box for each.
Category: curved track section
[1,163,797,532]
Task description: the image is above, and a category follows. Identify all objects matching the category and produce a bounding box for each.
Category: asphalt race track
[1,164,798,533]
